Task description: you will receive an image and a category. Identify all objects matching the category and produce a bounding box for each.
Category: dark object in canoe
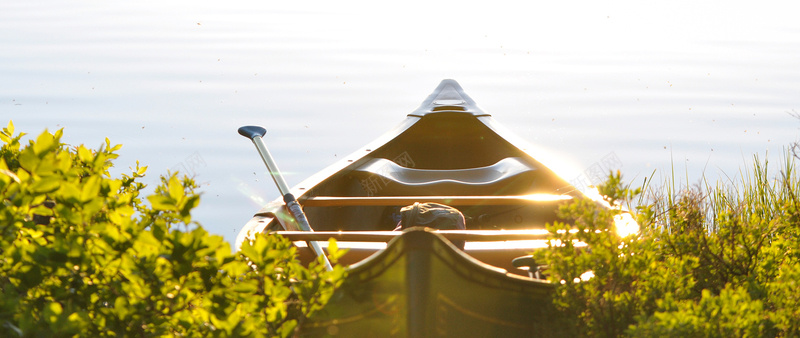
[237,79,601,337]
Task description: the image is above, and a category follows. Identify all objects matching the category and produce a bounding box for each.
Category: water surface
[3,0,799,246]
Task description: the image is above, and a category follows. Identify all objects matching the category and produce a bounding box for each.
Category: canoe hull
[301,229,560,337]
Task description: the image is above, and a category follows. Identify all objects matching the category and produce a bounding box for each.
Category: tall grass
[642,151,799,237]
[632,150,800,299]
[539,150,800,337]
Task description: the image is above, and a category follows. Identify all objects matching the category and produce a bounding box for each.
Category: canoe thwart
[299,194,572,207]
[272,229,551,242]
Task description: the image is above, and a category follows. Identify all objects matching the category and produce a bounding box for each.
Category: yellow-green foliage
[0,121,346,337]
[538,165,800,337]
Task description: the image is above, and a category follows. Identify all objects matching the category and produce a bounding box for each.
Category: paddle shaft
[238,126,333,271]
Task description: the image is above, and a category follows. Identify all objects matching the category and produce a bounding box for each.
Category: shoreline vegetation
[537,153,799,336]
[2,120,798,337]
[0,121,346,336]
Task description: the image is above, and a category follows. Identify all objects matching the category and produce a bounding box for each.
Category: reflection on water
[2,0,799,246]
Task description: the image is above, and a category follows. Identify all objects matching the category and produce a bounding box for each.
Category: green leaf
[232,280,258,294]
[168,176,184,200]
[278,320,298,338]
[139,230,161,247]
[239,240,258,261]
[221,260,249,277]
[77,145,93,163]
[32,131,56,156]
[18,149,39,172]
[328,238,338,255]
[80,175,101,202]
[0,127,9,143]
[136,164,148,176]
[147,195,176,211]
[31,175,61,193]
[105,137,122,152]
[114,297,129,319]
[179,195,200,223]
[57,181,81,202]
[44,302,63,325]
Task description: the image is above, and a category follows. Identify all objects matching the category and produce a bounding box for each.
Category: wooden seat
[354,156,536,187]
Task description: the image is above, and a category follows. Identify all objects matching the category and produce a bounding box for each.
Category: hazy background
[3,0,799,246]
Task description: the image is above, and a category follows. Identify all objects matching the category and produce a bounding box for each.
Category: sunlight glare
[614,213,639,238]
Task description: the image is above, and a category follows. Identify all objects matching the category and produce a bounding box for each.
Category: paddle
[238,125,333,271]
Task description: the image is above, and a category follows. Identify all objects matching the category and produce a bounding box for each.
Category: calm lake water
[3,0,799,247]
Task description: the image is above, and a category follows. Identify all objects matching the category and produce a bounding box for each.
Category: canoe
[297,228,564,337]
[237,79,595,336]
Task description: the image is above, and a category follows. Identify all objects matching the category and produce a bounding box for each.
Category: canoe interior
[300,112,579,232]
[237,79,597,278]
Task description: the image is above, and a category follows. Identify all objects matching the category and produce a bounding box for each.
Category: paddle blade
[238,126,267,139]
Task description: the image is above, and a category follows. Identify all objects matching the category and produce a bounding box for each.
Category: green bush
[0,121,346,337]
[537,160,800,337]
